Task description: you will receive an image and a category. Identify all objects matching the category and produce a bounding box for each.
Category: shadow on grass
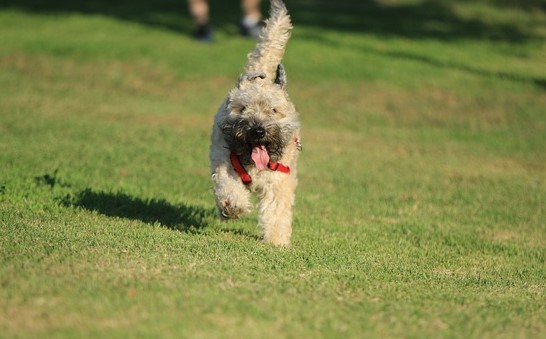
[299,31,546,90]
[34,171,257,239]
[1,0,543,43]
[64,188,214,232]
[291,0,543,43]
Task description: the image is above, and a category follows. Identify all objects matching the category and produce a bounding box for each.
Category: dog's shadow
[64,188,214,232]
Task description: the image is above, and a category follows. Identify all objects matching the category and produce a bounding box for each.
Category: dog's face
[219,80,299,168]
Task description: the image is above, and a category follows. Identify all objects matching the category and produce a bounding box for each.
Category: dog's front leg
[257,173,297,246]
[211,163,252,220]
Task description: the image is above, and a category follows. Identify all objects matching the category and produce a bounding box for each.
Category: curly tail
[243,0,293,83]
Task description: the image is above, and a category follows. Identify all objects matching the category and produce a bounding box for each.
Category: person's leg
[188,0,212,41]
[241,0,261,22]
[240,0,262,38]
[189,0,209,25]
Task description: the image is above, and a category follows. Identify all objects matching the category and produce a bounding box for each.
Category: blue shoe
[194,24,213,42]
[239,21,263,39]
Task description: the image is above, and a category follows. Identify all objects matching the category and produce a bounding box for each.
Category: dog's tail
[243,0,292,83]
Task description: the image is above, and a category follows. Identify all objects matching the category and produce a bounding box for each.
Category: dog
[209,0,301,246]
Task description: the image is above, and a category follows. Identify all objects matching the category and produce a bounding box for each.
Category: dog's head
[219,66,299,168]
[218,0,298,168]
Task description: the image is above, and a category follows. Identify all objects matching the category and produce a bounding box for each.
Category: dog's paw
[263,231,291,246]
[218,199,245,220]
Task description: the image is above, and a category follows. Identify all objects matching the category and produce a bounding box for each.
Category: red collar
[230,152,290,185]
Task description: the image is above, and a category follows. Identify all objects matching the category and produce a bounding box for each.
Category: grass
[1,0,545,337]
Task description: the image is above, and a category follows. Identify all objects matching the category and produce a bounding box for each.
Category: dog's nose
[251,126,266,139]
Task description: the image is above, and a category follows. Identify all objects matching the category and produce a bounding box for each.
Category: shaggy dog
[209,0,301,246]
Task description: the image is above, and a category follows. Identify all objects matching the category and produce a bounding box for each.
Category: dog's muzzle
[250,126,266,139]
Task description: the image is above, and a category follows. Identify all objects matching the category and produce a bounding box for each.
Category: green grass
[1,0,545,337]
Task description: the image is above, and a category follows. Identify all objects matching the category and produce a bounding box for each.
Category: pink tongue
[251,145,270,170]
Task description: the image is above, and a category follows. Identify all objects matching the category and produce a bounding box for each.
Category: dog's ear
[274,64,286,88]
[237,71,267,89]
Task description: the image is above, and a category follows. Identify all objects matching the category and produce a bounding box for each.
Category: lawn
[0,0,545,337]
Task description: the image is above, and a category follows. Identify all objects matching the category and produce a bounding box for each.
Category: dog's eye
[272,108,284,116]
[239,106,246,113]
